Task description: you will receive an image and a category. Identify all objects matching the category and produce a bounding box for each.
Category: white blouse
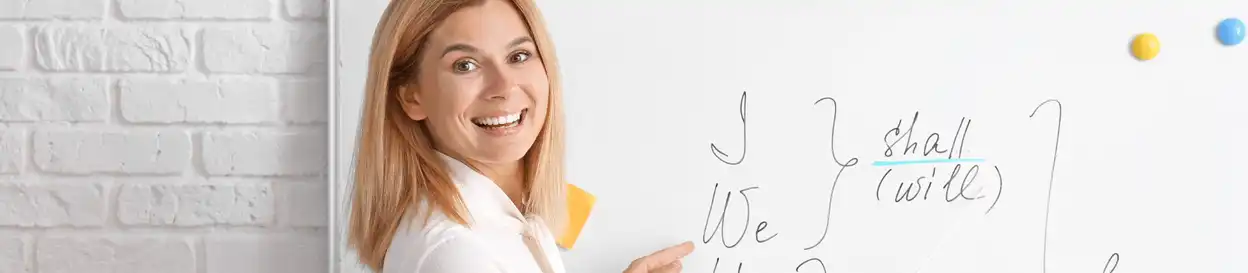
[381,152,566,273]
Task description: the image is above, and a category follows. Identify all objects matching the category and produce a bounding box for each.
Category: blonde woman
[348,0,694,272]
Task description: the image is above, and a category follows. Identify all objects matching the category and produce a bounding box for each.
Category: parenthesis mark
[1102,253,1120,273]
[984,166,1003,215]
[711,91,748,165]
[1029,99,1063,273]
[876,168,892,202]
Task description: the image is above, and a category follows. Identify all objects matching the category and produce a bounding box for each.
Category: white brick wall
[0,26,22,70]
[0,180,108,227]
[202,25,326,74]
[34,25,195,72]
[0,0,105,20]
[37,236,197,273]
[116,0,272,20]
[0,0,328,272]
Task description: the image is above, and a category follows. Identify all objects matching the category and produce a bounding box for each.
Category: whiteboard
[331,1,1248,273]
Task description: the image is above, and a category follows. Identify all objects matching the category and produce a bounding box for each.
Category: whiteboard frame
[322,2,1248,272]
[327,0,341,271]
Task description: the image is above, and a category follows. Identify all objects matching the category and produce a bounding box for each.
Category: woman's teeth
[472,110,525,128]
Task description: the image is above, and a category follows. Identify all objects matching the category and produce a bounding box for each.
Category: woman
[348,0,694,272]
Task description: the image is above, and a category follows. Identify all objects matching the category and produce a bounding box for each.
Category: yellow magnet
[1131,33,1160,61]
[557,183,595,249]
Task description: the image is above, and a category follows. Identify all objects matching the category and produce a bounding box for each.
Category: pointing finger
[644,241,695,269]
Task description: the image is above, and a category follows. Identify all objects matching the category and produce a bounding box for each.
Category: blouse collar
[434,151,529,224]
[434,151,561,273]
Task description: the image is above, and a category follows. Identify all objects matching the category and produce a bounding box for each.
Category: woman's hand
[623,241,695,273]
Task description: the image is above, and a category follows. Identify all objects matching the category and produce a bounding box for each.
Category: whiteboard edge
[327,0,340,271]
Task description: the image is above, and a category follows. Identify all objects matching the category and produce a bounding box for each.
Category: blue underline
[872,158,986,166]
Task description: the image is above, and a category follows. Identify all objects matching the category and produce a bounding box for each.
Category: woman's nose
[482,65,518,101]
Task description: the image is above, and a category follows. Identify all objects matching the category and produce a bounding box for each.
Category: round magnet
[1131,33,1160,61]
[1216,18,1244,46]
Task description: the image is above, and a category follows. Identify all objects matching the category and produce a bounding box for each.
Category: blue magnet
[1216,18,1244,46]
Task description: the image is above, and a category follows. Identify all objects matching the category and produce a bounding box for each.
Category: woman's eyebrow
[441,44,478,58]
[439,36,533,58]
[507,36,534,48]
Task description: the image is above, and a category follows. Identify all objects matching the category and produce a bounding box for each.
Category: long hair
[347,0,566,271]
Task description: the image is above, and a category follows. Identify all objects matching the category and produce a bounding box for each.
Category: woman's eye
[452,60,478,73]
[509,51,531,63]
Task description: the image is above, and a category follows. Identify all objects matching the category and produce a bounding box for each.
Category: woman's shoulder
[382,207,492,273]
[406,233,503,273]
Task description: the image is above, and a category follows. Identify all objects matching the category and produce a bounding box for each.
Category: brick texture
[37,236,196,273]
[202,130,327,176]
[117,0,272,20]
[285,0,326,20]
[205,233,327,273]
[0,236,29,273]
[34,25,194,72]
[202,25,327,74]
[0,25,22,70]
[0,181,108,227]
[116,182,275,226]
[119,78,279,124]
[0,77,110,122]
[0,129,24,173]
[3,0,330,272]
[32,129,192,174]
[0,0,105,20]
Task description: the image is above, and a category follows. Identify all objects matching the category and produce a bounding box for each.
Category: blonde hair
[347,0,566,271]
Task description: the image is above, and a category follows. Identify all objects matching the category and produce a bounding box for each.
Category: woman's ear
[397,84,428,121]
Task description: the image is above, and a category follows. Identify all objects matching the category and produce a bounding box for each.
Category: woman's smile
[471,108,529,136]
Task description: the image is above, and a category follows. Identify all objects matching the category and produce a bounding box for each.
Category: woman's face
[404,0,549,164]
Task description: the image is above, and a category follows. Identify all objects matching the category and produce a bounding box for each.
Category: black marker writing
[872,110,1004,215]
[883,112,972,158]
[983,165,1003,215]
[986,166,1003,214]
[1030,99,1063,273]
[941,164,983,202]
[695,95,1120,273]
[756,221,777,243]
[701,183,766,248]
[814,97,859,168]
[876,169,891,201]
[703,92,784,273]
[805,97,859,251]
[712,91,748,165]
[1103,253,1120,273]
[883,112,918,157]
[794,258,827,273]
[875,163,1003,215]
[895,173,921,202]
[958,118,970,158]
[709,258,745,273]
